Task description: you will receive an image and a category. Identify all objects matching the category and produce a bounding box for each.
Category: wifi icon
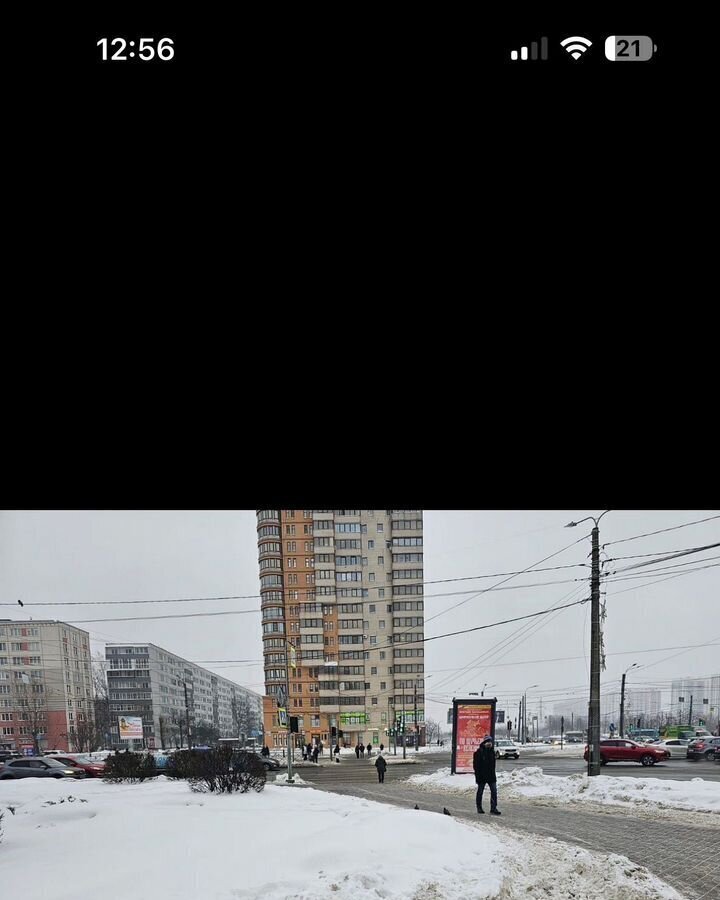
[560,36,592,60]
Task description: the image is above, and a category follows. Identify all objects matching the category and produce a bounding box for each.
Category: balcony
[319,703,340,713]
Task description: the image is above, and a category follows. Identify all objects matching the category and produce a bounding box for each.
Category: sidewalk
[315,779,720,900]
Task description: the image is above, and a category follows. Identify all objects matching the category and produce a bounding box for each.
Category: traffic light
[290,717,299,734]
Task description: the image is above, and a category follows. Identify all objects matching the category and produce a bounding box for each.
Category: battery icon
[604,36,656,61]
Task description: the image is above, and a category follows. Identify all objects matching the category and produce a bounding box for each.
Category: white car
[494,740,520,759]
[652,739,689,758]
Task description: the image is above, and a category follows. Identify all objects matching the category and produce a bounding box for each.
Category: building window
[369,573,375,582]
[379,620,385,629]
[368,540,375,549]
[372,697,378,705]
[371,667,377,675]
[377,523,384,532]
[378,589,385,599]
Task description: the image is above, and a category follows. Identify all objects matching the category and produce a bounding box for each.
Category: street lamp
[619,663,639,739]
[522,684,539,744]
[565,511,611,777]
[481,683,497,698]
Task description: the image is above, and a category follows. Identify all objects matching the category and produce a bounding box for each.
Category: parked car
[584,739,670,767]
[494,740,520,760]
[686,736,720,761]
[652,739,690,758]
[50,755,106,777]
[0,750,23,763]
[0,756,86,779]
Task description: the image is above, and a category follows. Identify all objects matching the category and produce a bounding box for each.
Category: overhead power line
[604,545,720,575]
[602,514,720,548]
[0,563,589,609]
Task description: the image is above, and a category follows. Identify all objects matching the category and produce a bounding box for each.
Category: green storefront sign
[340,713,368,725]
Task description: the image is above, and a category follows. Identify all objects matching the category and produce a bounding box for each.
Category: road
[281,752,720,900]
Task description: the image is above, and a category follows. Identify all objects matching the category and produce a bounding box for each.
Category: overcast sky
[1,510,718,731]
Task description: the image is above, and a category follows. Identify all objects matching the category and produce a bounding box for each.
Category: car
[494,740,520,760]
[0,756,87,779]
[50,755,107,777]
[652,739,690,758]
[583,739,670,767]
[686,736,720,761]
[0,750,23,763]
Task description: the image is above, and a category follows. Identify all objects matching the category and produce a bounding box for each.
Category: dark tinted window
[9,760,31,768]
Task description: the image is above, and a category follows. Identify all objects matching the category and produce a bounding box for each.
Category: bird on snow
[443,807,451,816]
[414,804,419,810]
[17,599,24,607]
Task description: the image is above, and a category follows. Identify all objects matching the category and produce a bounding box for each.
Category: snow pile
[0,777,683,899]
[407,766,720,814]
[273,773,309,785]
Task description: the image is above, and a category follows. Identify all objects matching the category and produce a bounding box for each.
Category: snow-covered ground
[407,766,720,816]
[0,776,685,899]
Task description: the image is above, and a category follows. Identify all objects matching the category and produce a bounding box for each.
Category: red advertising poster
[455,703,494,773]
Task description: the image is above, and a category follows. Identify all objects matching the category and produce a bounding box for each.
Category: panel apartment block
[105,642,263,749]
[0,619,93,753]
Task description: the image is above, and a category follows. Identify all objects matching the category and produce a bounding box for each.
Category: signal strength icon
[509,37,548,61]
[560,36,592,60]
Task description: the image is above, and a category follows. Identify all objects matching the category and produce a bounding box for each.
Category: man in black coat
[473,735,501,815]
[374,752,388,783]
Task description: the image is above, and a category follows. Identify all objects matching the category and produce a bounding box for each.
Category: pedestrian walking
[379,743,384,752]
[359,742,365,757]
[366,744,371,758]
[319,741,324,756]
[375,752,387,783]
[312,745,319,763]
[334,743,341,762]
[355,743,361,759]
[473,735,501,815]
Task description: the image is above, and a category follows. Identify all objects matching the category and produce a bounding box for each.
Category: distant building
[0,619,93,753]
[671,676,720,728]
[105,643,262,749]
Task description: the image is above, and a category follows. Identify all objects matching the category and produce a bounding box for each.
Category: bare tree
[424,717,441,745]
[158,715,171,750]
[67,712,95,752]
[92,654,111,749]
[14,678,49,755]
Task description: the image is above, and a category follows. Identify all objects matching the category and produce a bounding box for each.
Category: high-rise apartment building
[670,676,720,728]
[105,642,263,749]
[258,510,425,750]
[0,619,93,753]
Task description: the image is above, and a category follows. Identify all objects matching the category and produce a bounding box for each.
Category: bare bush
[167,747,265,793]
[103,752,157,783]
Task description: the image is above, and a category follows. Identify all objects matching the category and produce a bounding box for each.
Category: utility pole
[183,681,193,749]
[689,695,693,727]
[566,510,610,777]
[588,523,601,774]
[414,681,419,752]
[402,687,407,759]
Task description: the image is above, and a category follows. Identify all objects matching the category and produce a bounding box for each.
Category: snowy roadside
[407,766,720,818]
[0,776,686,900]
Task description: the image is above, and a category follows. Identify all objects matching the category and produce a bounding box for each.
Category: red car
[51,755,106,777]
[584,739,671,767]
